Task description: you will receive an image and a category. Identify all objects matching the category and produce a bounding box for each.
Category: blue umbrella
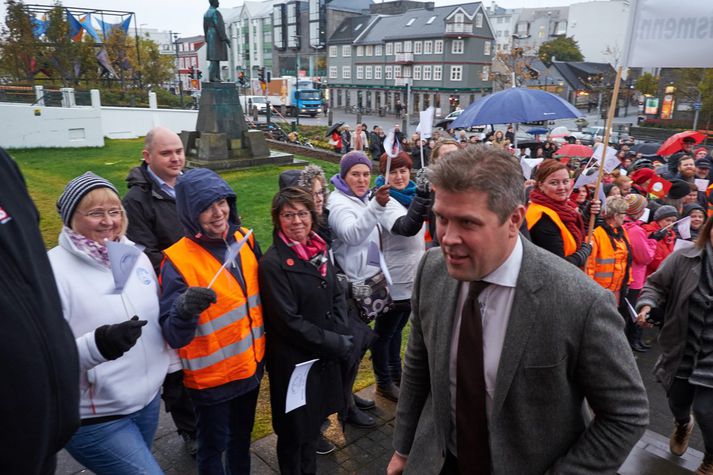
[451,88,583,129]
[527,127,550,135]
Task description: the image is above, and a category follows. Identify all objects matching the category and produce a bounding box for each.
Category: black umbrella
[631,142,661,156]
[325,122,344,137]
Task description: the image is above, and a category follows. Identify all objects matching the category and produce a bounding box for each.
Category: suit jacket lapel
[491,240,543,420]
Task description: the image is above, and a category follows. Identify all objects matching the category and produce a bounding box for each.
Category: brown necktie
[456,280,491,474]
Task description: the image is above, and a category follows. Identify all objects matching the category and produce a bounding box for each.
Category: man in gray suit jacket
[387,146,649,474]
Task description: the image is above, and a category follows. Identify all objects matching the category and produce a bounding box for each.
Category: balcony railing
[445,23,473,33]
[394,52,414,63]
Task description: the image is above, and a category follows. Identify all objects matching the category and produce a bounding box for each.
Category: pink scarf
[279,230,328,276]
[65,226,111,268]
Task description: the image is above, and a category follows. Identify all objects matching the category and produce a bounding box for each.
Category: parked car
[576,126,619,145]
[243,95,268,114]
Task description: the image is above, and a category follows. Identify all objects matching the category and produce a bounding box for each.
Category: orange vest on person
[706,183,713,217]
[585,225,632,293]
[163,228,265,390]
[525,203,578,256]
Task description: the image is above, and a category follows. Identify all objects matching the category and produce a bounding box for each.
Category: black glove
[649,229,668,241]
[337,334,354,360]
[176,287,217,320]
[415,168,431,198]
[94,316,148,361]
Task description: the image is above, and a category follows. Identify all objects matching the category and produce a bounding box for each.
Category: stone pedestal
[184,82,293,170]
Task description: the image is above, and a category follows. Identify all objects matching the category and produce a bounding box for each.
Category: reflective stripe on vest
[585,226,632,292]
[164,228,265,390]
[525,203,578,256]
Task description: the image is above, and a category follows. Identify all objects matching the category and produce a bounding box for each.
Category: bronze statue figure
[203,0,230,82]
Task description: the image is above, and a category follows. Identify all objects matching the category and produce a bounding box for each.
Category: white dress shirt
[448,235,523,455]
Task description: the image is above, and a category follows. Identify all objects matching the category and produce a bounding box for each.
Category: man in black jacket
[122,126,199,455]
[0,148,79,474]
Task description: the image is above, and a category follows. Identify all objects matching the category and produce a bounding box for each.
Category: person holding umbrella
[663,132,705,176]
[327,123,344,153]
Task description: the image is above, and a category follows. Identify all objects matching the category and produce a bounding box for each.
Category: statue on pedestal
[203,0,229,82]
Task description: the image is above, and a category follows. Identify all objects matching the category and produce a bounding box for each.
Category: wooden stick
[586,66,624,244]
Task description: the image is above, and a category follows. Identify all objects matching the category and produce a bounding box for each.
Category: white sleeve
[75,331,108,373]
[328,196,386,246]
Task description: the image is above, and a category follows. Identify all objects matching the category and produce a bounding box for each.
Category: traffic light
[265,70,271,83]
[197,69,203,80]
[188,66,195,80]
[258,67,266,83]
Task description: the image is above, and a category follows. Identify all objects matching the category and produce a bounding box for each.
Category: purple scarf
[65,226,112,268]
[330,174,369,201]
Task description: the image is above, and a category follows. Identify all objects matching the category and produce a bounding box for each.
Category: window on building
[394,65,402,78]
[354,23,362,31]
[365,45,373,56]
[414,41,422,54]
[356,65,363,79]
[454,13,464,23]
[433,65,442,80]
[450,65,463,81]
[375,65,382,79]
[476,13,483,28]
[342,45,351,56]
[356,45,364,56]
[385,65,393,79]
[517,22,529,36]
[375,44,383,56]
[423,65,431,80]
[309,23,320,48]
[286,3,299,48]
[385,42,393,55]
[403,41,412,53]
[426,15,437,25]
[555,21,567,35]
[342,66,351,79]
[329,66,337,78]
[365,66,372,79]
[329,45,337,57]
[452,39,464,54]
[538,26,545,39]
[394,42,402,54]
[481,65,490,81]
[413,65,421,80]
[434,40,443,54]
[424,40,433,54]
[484,41,491,55]
[406,18,415,27]
[402,65,411,77]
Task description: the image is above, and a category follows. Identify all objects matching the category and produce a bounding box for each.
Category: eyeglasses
[83,209,123,220]
[280,210,311,221]
[313,189,326,198]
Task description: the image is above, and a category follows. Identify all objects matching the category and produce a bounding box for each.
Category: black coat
[258,235,351,441]
[123,163,183,273]
[0,148,79,473]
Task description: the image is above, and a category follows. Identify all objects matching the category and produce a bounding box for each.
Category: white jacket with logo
[48,229,177,420]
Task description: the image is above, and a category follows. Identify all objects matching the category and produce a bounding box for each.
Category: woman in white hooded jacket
[48,172,175,475]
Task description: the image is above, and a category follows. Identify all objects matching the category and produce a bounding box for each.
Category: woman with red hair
[525,160,598,267]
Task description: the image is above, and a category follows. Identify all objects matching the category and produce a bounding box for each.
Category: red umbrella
[555,144,593,157]
[656,131,706,157]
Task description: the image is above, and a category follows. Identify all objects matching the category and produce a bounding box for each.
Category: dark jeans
[276,433,318,475]
[372,300,410,387]
[194,387,260,475]
[668,378,713,454]
[623,288,643,346]
[162,370,197,437]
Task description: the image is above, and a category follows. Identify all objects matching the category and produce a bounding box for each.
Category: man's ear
[509,205,526,236]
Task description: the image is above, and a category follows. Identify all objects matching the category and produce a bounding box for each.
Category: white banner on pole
[416,107,435,139]
[623,0,713,68]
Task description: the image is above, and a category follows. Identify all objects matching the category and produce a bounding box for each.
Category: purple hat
[340,151,372,178]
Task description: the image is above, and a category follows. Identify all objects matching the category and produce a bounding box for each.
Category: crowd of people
[3,121,713,475]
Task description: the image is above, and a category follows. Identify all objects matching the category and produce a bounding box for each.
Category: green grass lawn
[8,140,409,441]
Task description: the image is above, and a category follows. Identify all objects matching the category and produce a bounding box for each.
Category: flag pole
[420,140,425,169]
[586,65,624,243]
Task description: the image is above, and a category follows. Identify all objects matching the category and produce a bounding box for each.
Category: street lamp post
[171,31,184,108]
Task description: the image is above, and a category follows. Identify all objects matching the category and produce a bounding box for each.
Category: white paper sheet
[674,239,695,252]
[623,298,638,323]
[695,179,710,193]
[285,359,319,413]
[640,207,651,223]
[106,240,143,292]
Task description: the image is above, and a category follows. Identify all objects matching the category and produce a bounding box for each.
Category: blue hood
[175,168,239,237]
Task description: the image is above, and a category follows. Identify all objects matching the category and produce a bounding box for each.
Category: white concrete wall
[568,0,630,65]
[100,106,198,139]
[0,103,104,149]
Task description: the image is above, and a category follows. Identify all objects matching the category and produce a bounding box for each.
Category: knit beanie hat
[340,151,372,178]
[630,168,655,185]
[667,179,691,200]
[683,202,705,217]
[56,172,119,226]
[624,194,647,217]
[654,205,678,222]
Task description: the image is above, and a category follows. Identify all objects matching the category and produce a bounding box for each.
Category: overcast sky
[1,0,580,37]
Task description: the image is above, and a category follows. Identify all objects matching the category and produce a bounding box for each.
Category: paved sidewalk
[57,331,706,474]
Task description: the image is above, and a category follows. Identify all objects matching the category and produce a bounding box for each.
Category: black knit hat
[667,179,691,200]
[56,172,119,226]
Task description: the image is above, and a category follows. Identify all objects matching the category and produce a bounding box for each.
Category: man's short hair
[428,145,525,224]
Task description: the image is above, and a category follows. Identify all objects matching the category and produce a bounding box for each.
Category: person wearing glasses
[48,172,174,474]
[279,164,332,243]
[259,187,354,474]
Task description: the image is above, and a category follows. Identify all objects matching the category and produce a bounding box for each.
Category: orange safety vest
[585,226,632,292]
[706,183,713,217]
[525,203,578,256]
[163,228,265,390]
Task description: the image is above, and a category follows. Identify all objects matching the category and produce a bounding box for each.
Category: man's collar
[481,235,523,288]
